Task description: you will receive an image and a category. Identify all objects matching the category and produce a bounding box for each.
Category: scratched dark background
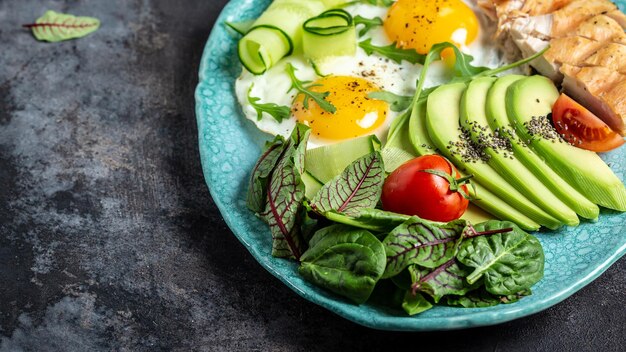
[0,0,624,351]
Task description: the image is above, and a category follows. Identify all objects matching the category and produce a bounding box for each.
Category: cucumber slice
[225,20,255,35]
[303,9,356,60]
[487,75,599,220]
[506,76,626,212]
[238,0,328,74]
[305,135,380,183]
[238,25,292,75]
[461,77,579,226]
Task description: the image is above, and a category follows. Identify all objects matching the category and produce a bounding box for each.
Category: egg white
[235,1,512,149]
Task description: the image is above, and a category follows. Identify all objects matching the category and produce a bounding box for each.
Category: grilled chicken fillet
[478,0,626,134]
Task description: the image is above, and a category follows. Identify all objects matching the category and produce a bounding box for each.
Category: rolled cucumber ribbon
[237,0,353,74]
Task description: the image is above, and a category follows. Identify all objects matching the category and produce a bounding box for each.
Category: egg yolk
[384,0,479,54]
[291,76,388,140]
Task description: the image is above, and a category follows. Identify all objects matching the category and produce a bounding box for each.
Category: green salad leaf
[247,84,291,122]
[286,63,336,113]
[457,221,544,295]
[359,39,426,64]
[402,291,433,315]
[23,10,100,42]
[260,124,310,260]
[299,224,386,304]
[311,152,385,216]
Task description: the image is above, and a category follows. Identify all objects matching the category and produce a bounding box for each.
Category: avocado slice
[487,75,599,220]
[460,77,579,226]
[426,83,562,229]
[506,76,626,211]
[408,97,539,230]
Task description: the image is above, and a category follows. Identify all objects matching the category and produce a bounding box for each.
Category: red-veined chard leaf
[456,220,544,295]
[310,152,384,217]
[410,258,479,303]
[247,136,287,214]
[299,224,386,304]
[260,124,310,260]
[382,218,472,278]
[23,10,100,42]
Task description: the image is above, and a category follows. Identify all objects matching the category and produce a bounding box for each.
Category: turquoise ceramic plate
[195,0,626,331]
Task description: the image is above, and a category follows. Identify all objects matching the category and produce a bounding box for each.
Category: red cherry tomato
[551,94,624,152]
[381,155,470,222]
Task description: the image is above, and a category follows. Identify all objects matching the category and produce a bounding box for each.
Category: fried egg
[235,1,509,149]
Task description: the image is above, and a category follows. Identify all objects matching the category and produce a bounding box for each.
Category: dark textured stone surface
[0,0,624,351]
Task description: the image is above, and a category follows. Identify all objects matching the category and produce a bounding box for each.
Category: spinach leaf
[323,208,410,233]
[402,291,433,316]
[247,84,291,122]
[359,39,426,65]
[411,259,478,303]
[247,136,286,214]
[444,287,500,308]
[456,220,544,295]
[299,224,386,304]
[382,218,471,278]
[368,91,413,112]
[445,287,532,308]
[310,152,385,216]
[261,124,310,260]
[354,15,383,37]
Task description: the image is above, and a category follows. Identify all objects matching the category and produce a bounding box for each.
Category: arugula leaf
[402,291,433,315]
[246,136,287,214]
[354,15,383,37]
[456,220,544,295]
[359,39,426,64]
[247,84,291,122]
[411,259,479,303]
[360,0,395,6]
[368,91,412,112]
[260,124,310,260]
[310,152,385,216]
[299,224,386,304]
[286,63,336,113]
[382,218,473,278]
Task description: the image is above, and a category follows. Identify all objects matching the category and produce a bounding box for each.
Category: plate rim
[194,0,626,331]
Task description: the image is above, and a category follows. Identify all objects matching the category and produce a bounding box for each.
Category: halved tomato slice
[551,94,624,152]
